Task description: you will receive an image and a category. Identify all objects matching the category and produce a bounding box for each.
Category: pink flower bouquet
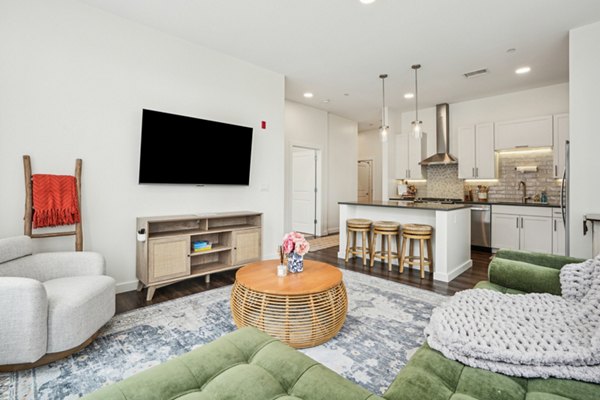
[282,231,310,256]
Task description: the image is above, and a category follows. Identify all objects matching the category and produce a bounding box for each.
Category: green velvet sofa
[84,249,600,400]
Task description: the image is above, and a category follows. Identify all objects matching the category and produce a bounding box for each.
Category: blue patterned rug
[0,270,447,399]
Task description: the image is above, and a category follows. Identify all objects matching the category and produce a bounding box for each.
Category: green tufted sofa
[85,249,600,400]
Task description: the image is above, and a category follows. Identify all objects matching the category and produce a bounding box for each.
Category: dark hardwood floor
[116,247,492,314]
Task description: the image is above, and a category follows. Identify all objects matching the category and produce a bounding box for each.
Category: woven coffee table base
[230,281,348,349]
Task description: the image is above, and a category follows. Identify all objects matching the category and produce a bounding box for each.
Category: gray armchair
[0,236,115,369]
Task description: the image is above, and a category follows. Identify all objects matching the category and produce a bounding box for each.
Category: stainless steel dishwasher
[469,204,491,249]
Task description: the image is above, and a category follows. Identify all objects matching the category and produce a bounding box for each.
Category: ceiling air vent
[463,68,489,79]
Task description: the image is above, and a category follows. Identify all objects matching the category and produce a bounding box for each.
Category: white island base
[338,202,472,282]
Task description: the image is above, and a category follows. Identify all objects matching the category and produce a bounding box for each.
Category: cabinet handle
[555,165,558,176]
[554,219,557,231]
[521,217,524,228]
[516,217,519,228]
[475,167,479,177]
[472,167,475,177]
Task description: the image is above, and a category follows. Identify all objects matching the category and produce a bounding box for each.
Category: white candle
[277,264,287,277]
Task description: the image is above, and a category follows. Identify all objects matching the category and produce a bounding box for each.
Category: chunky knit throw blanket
[425,257,600,383]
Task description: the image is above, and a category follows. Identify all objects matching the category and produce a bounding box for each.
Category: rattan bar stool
[400,223,433,278]
[369,221,401,270]
[344,218,372,266]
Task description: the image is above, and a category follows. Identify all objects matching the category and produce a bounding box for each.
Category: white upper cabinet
[457,126,476,179]
[395,133,427,180]
[494,115,553,150]
[457,123,495,179]
[553,114,569,178]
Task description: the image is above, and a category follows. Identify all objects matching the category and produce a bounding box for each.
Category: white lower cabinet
[492,205,552,253]
[520,215,553,254]
[552,209,566,256]
[491,213,520,250]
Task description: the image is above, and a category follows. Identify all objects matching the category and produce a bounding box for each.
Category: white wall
[399,83,569,158]
[284,101,357,236]
[569,22,600,258]
[327,114,358,233]
[0,0,285,291]
[358,129,383,200]
[284,101,328,235]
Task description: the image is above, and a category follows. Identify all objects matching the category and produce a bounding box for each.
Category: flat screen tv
[138,109,253,185]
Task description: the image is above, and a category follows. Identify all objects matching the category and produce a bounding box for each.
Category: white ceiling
[80,0,600,130]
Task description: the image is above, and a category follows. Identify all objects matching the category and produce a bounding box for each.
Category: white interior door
[357,160,372,202]
[292,148,317,235]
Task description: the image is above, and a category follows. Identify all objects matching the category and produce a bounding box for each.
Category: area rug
[307,234,339,251]
[0,269,447,399]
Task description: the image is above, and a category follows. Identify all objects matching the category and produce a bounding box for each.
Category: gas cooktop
[413,197,463,204]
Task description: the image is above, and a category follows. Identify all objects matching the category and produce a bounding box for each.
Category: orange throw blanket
[32,174,81,228]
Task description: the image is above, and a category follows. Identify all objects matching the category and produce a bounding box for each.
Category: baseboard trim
[434,260,473,282]
[116,280,139,294]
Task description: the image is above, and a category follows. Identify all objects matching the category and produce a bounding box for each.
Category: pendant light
[379,74,389,142]
[411,64,423,139]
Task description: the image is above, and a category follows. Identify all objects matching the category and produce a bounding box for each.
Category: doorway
[292,147,318,236]
[357,160,373,202]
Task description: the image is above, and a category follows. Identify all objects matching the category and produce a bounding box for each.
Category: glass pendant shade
[411,120,423,139]
[380,125,388,142]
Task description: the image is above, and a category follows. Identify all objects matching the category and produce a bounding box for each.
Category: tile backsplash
[482,151,561,204]
[420,164,463,199]
[404,152,562,204]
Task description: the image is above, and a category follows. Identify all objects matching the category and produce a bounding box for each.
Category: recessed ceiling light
[322,99,330,103]
[515,66,531,74]
[303,92,314,98]
[360,0,376,4]
[404,93,414,99]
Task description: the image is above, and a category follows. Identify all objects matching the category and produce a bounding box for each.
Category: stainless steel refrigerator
[560,140,570,256]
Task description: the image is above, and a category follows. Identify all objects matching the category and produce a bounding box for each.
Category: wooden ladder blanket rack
[23,155,83,251]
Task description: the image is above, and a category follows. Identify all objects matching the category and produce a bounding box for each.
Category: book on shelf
[193,240,212,252]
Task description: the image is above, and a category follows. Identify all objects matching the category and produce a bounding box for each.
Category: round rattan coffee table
[230,259,347,348]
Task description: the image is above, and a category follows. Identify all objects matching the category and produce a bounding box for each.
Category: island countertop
[338,200,470,212]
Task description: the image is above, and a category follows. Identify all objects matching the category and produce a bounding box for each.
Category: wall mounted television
[138,109,253,185]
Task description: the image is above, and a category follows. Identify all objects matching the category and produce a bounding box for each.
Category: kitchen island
[338,201,472,282]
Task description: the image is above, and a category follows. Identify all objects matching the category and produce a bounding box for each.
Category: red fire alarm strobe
[261,121,266,129]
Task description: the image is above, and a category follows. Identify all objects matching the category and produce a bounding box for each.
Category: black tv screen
[138,109,253,185]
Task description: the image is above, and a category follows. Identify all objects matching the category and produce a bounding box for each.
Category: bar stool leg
[399,235,407,273]
[419,238,425,279]
[369,231,376,267]
[353,231,358,259]
[426,238,433,274]
[387,234,393,271]
[361,231,367,266]
[367,230,372,266]
[381,234,386,265]
[396,233,401,271]
[345,227,352,262]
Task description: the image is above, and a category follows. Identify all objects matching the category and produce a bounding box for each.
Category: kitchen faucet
[518,181,531,203]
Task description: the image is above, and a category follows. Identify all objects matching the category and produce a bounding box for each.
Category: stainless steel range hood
[419,103,458,165]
